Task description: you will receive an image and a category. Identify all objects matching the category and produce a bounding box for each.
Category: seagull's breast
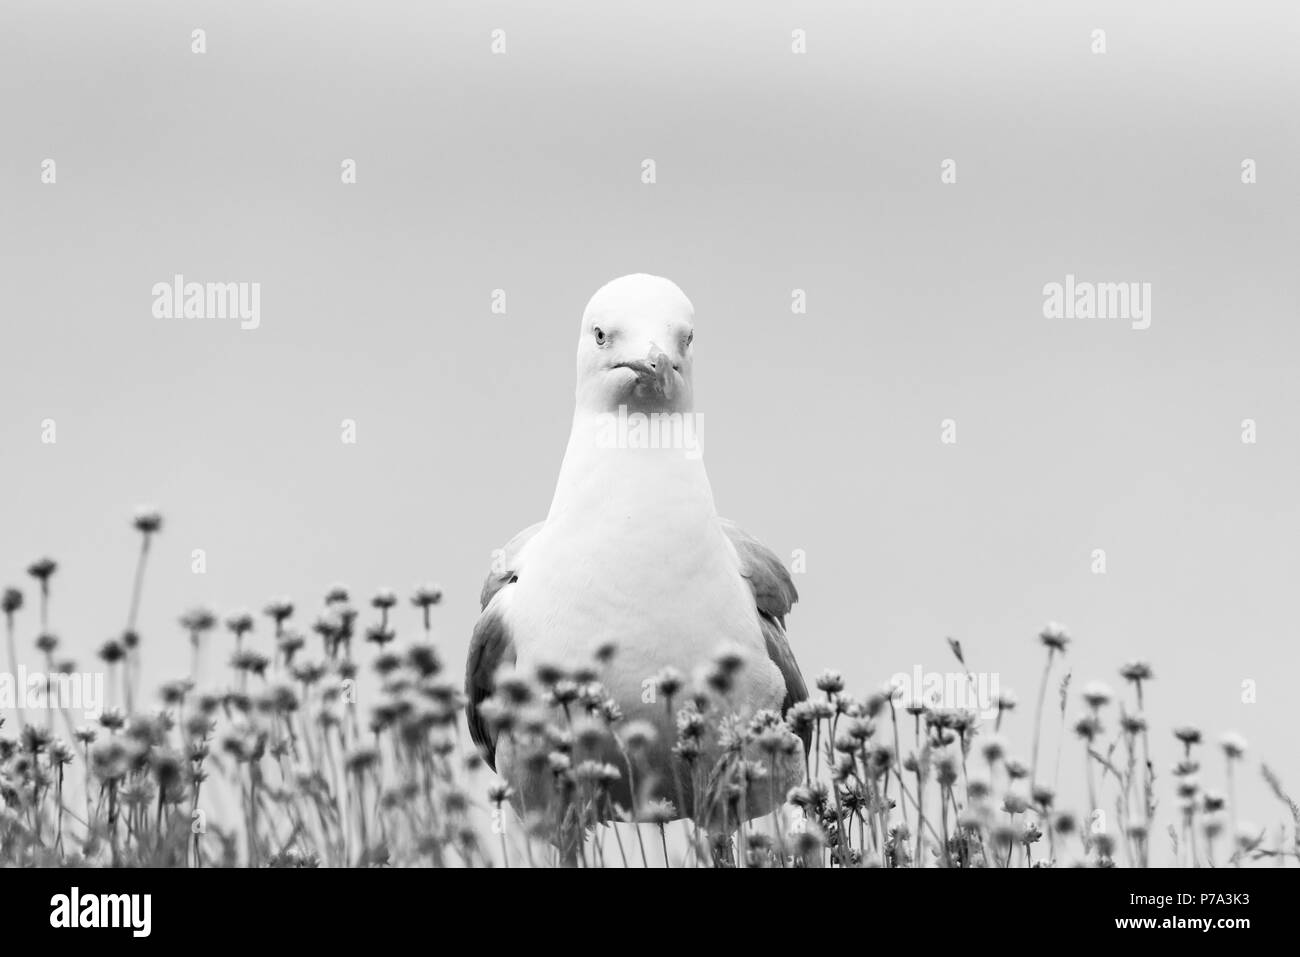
[506,446,772,703]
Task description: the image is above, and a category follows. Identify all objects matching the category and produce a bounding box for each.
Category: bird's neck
[547,408,715,526]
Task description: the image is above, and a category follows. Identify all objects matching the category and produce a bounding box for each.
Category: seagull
[465,274,807,827]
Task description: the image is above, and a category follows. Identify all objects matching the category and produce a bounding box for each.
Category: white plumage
[466,274,807,823]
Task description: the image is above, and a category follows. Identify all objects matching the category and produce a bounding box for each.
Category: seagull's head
[579,273,702,416]
[575,274,696,414]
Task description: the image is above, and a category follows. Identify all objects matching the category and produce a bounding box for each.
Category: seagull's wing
[466,522,542,770]
[479,521,544,610]
[719,519,810,750]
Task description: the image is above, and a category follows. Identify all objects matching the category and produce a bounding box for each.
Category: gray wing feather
[465,602,516,770]
[720,520,809,750]
[479,521,543,610]
[467,522,541,769]
[720,518,799,628]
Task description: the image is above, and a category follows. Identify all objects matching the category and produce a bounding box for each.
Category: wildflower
[1235,824,1263,852]
[1081,681,1114,710]
[1031,784,1055,808]
[185,714,213,740]
[312,611,344,648]
[704,663,734,696]
[572,719,609,754]
[132,506,163,535]
[487,781,513,805]
[1004,758,1029,780]
[364,624,396,648]
[267,683,299,714]
[1219,731,1247,760]
[845,717,875,742]
[340,748,377,780]
[547,751,571,775]
[947,709,977,735]
[493,671,533,706]
[277,628,306,663]
[787,700,816,738]
[180,606,217,635]
[712,644,747,676]
[222,610,253,640]
[548,679,580,707]
[1073,714,1102,742]
[654,667,684,699]
[1173,725,1202,748]
[26,557,58,583]
[1092,832,1117,859]
[1038,621,1070,652]
[263,596,294,626]
[815,669,844,695]
[1054,811,1078,835]
[159,678,194,705]
[991,822,1017,849]
[792,824,826,863]
[1,588,23,615]
[534,662,565,686]
[1002,791,1029,815]
[1021,821,1043,846]
[151,750,184,791]
[230,649,271,677]
[639,799,677,825]
[758,726,797,756]
[406,642,441,677]
[619,720,658,751]
[863,688,889,717]
[292,661,326,686]
[35,631,58,655]
[996,690,1018,712]
[1119,660,1153,683]
[673,738,701,762]
[21,725,51,754]
[372,651,402,677]
[593,641,618,665]
[73,726,97,745]
[48,740,74,767]
[90,739,128,782]
[1201,814,1225,841]
[324,584,350,604]
[97,639,125,664]
[786,786,818,810]
[935,752,959,787]
[371,587,397,610]
[1119,711,1147,735]
[410,582,443,609]
[980,734,1007,763]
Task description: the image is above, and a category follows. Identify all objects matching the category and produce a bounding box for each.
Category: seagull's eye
[685,331,694,347]
[593,326,606,346]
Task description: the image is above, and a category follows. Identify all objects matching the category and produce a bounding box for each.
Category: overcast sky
[2,0,1297,848]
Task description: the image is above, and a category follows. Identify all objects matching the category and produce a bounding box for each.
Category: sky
[1,0,1298,852]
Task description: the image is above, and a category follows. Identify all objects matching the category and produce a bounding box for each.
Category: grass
[0,507,1295,868]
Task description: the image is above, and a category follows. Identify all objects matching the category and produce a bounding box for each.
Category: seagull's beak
[614,345,677,400]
